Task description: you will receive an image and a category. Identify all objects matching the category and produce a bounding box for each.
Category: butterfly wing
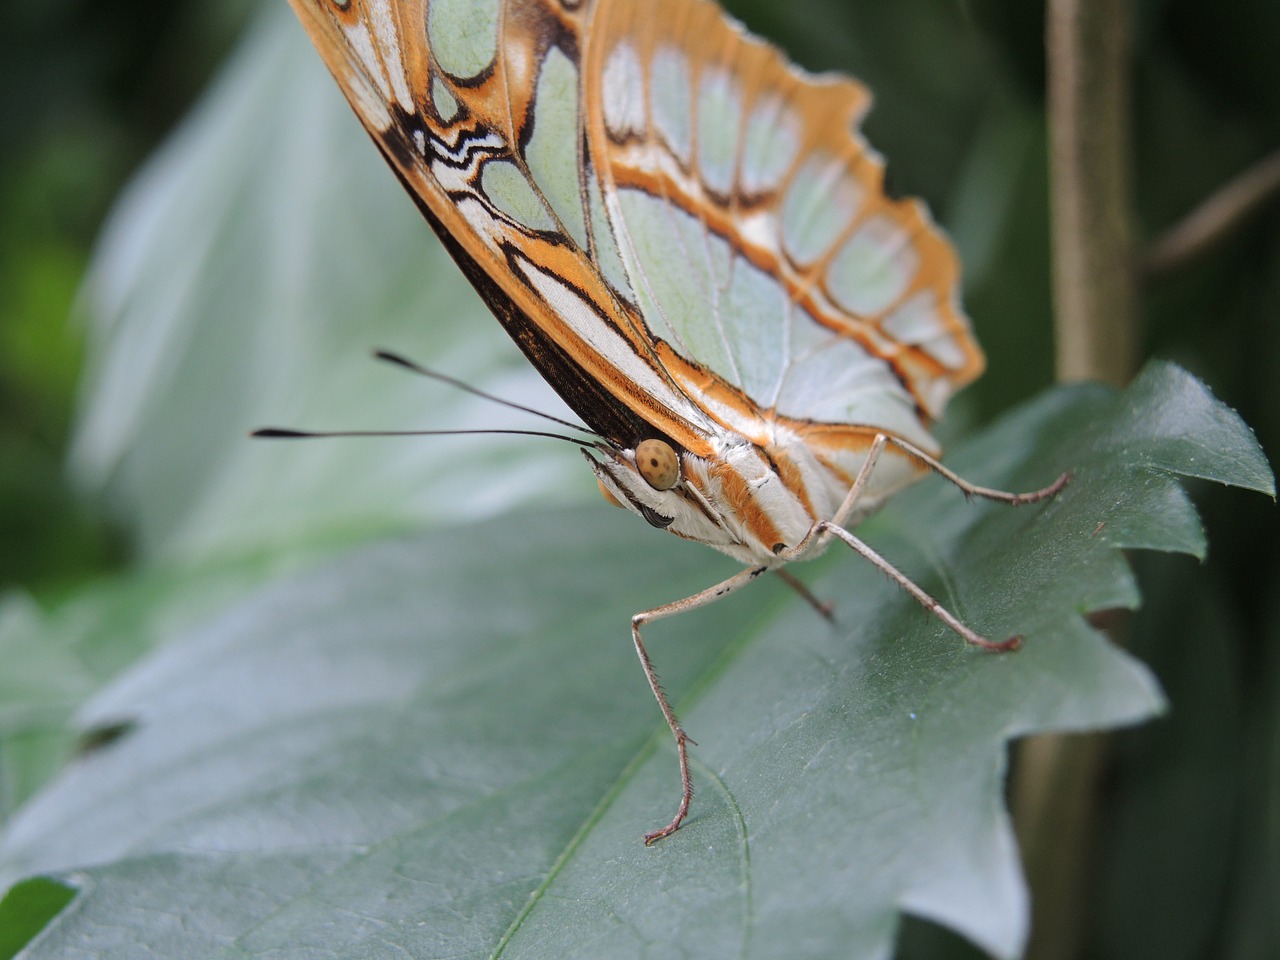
[287,0,718,453]
[288,0,982,519]
[578,0,982,465]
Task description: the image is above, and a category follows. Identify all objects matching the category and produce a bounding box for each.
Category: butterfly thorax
[587,424,925,566]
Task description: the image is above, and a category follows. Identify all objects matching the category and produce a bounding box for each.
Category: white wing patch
[776,322,932,448]
[602,42,646,139]
[364,0,414,112]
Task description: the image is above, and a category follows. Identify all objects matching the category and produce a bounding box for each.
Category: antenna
[373,349,599,437]
[252,349,606,449]
[251,426,591,446]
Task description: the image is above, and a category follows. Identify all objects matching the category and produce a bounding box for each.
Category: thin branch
[1143,148,1280,279]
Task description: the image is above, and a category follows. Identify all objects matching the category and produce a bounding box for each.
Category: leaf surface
[3,362,1271,960]
[10,7,1273,959]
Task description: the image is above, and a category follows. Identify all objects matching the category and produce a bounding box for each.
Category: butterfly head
[587,434,750,551]
[587,439,689,532]
[584,435,800,566]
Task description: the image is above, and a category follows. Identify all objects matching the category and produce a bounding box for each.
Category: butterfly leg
[804,523,1023,651]
[632,564,769,844]
[780,433,1069,651]
[774,568,835,621]
[870,434,1071,510]
[821,433,1069,536]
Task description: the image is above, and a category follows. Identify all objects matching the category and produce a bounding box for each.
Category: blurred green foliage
[0,0,253,589]
[1,0,1276,957]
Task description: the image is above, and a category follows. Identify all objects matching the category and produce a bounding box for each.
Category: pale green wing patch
[426,0,500,81]
[650,46,693,165]
[479,160,557,232]
[740,93,800,194]
[523,46,589,249]
[695,65,742,195]
[780,151,864,266]
[825,215,919,316]
[430,74,458,122]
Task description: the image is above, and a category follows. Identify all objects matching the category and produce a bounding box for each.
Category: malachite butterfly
[280,0,1068,843]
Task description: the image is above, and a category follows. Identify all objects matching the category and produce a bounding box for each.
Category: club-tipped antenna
[251,426,592,446]
[374,349,599,438]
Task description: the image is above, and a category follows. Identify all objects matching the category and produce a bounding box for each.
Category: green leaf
[0,551,329,819]
[68,7,584,565]
[0,877,75,960]
[1,361,1270,959]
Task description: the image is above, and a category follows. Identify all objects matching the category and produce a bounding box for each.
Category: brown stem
[1143,148,1280,279]
[1015,3,1139,959]
[1046,0,1138,387]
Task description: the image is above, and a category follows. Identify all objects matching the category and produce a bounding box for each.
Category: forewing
[286,0,720,453]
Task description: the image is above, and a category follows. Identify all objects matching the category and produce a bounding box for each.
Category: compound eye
[635,439,679,491]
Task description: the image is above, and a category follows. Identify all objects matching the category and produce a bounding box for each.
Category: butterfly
[280,0,1068,843]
